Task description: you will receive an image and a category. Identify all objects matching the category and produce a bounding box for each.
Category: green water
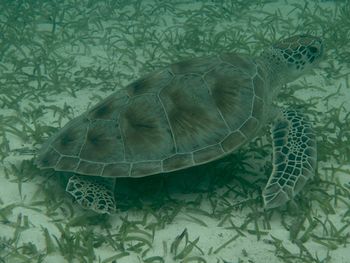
[0,0,349,262]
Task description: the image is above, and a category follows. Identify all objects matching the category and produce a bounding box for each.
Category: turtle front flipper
[66,175,116,214]
[263,109,317,209]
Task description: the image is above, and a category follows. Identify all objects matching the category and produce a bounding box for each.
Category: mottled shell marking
[36,54,268,178]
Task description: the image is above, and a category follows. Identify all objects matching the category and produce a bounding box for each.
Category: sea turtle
[35,35,323,214]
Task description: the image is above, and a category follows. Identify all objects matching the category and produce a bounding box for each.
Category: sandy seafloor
[1,0,350,262]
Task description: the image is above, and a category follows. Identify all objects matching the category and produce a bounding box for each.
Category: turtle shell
[36,54,269,178]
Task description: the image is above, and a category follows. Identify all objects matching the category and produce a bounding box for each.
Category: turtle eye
[308,46,319,54]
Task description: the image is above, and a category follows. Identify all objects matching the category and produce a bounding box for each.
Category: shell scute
[37,54,267,177]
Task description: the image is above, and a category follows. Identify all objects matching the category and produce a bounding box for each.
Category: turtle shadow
[112,147,271,211]
[43,141,272,213]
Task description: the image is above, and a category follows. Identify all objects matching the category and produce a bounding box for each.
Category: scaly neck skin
[254,48,295,116]
[258,48,291,90]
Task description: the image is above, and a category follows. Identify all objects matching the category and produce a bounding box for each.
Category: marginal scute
[252,97,264,120]
[239,117,260,139]
[221,131,246,153]
[56,156,79,171]
[52,116,89,156]
[163,153,193,172]
[36,146,60,168]
[252,74,265,99]
[102,163,131,177]
[76,160,104,176]
[131,161,163,177]
[193,144,225,164]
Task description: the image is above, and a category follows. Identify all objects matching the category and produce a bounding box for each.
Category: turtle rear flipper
[263,109,317,209]
[66,175,116,214]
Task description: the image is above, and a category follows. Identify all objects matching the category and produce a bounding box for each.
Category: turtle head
[262,35,324,83]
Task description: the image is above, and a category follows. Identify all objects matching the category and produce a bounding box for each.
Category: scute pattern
[80,119,124,162]
[220,53,256,76]
[221,131,246,153]
[120,94,175,161]
[204,63,255,131]
[126,69,174,96]
[77,160,104,175]
[56,156,79,171]
[160,74,228,153]
[193,144,225,164]
[131,161,162,177]
[53,116,89,156]
[163,153,193,172]
[36,146,60,168]
[36,54,267,178]
[239,117,260,139]
[170,56,221,74]
[102,163,130,177]
[88,89,129,120]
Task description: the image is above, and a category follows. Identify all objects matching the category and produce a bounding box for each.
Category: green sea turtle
[35,35,323,214]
